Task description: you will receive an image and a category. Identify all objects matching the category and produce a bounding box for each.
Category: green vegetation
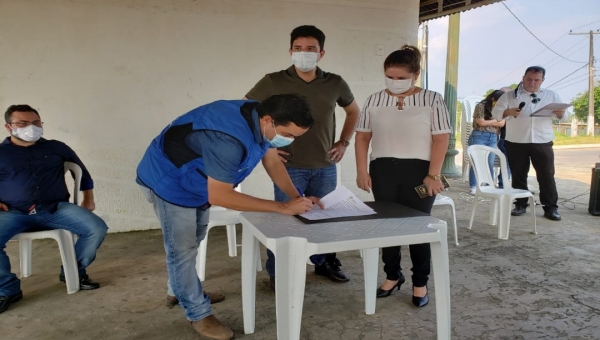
[553,131,600,145]
[570,80,600,122]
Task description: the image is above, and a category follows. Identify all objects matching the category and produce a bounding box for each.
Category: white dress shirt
[492,87,568,144]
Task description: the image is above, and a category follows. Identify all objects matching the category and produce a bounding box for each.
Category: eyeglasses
[9,120,44,128]
[530,93,540,104]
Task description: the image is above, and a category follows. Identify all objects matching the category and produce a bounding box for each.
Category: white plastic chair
[433,195,459,246]
[467,145,537,240]
[492,155,501,186]
[196,185,262,282]
[9,162,82,294]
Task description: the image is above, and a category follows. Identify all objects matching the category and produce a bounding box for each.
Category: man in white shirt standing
[492,66,567,221]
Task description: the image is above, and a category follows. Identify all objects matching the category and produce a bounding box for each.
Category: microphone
[514,102,525,118]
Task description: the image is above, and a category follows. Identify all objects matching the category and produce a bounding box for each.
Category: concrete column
[442,13,461,177]
[571,117,578,137]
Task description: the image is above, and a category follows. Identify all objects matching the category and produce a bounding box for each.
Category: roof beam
[420,0,503,22]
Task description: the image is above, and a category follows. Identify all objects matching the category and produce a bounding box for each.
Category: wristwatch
[427,174,442,181]
[339,139,350,147]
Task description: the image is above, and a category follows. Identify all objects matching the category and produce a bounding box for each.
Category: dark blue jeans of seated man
[0,202,108,296]
[266,164,337,277]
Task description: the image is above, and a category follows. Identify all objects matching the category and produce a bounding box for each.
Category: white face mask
[11,125,43,142]
[385,77,413,94]
[291,52,319,72]
[264,123,294,148]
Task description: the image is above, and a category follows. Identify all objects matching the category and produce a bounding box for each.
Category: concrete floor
[2,156,600,339]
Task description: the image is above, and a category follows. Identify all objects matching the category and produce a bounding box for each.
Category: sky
[424,0,600,103]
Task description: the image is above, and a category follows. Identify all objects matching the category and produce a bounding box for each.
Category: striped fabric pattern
[355,89,452,135]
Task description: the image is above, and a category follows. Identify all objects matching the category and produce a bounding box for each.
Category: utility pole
[570,29,599,137]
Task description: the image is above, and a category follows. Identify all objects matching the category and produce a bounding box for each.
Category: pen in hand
[296,186,304,197]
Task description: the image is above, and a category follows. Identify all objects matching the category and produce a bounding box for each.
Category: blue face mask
[264,123,294,148]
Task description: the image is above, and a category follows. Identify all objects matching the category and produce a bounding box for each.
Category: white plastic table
[240,207,451,340]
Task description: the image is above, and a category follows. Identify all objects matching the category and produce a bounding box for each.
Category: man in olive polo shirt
[245,25,360,288]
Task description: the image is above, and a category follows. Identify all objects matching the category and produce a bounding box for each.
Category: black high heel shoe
[412,285,429,307]
[376,277,406,298]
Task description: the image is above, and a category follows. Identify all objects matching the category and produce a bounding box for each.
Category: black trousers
[504,141,558,208]
[369,158,434,287]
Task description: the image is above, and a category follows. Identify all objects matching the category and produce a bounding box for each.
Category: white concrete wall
[0,0,419,232]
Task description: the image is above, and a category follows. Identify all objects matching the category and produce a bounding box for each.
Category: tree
[570,80,600,123]
[483,83,518,98]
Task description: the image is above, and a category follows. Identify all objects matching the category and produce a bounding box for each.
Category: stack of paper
[299,186,376,221]
[530,103,572,117]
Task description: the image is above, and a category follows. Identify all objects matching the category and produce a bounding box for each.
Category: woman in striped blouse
[354,46,451,307]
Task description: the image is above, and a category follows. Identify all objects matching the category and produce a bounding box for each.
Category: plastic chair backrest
[64,162,82,205]
[463,123,473,154]
[461,96,484,125]
[467,145,508,189]
[460,96,482,156]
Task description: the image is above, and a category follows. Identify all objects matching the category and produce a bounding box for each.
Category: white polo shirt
[355,89,451,161]
[492,86,568,144]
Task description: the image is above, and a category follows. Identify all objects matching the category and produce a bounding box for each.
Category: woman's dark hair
[5,104,40,123]
[257,93,314,129]
[290,25,325,51]
[383,45,421,73]
[480,90,505,120]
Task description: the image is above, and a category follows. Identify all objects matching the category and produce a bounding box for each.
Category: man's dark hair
[524,66,546,78]
[257,94,314,129]
[384,45,422,74]
[5,104,40,124]
[290,25,325,50]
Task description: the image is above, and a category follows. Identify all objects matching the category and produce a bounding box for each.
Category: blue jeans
[468,130,499,188]
[266,165,337,277]
[497,138,511,188]
[140,186,211,321]
[0,202,108,296]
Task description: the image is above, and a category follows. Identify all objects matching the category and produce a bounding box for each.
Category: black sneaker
[0,291,23,314]
[314,255,350,283]
[511,205,527,216]
[59,274,100,290]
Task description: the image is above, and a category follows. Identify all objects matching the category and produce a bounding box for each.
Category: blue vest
[137,100,269,207]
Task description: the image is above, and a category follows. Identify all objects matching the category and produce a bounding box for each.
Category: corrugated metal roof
[420,0,504,22]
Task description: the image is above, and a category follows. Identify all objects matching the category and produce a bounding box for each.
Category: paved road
[554,146,600,165]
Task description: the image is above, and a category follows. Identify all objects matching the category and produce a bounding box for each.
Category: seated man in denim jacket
[0,104,108,315]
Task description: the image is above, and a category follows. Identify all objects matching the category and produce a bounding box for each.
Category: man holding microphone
[492,66,568,221]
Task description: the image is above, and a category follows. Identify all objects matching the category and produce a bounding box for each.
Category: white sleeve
[355,94,374,132]
[430,92,452,135]
[492,92,511,121]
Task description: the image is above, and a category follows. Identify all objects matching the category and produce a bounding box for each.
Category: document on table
[299,186,376,220]
[530,103,572,117]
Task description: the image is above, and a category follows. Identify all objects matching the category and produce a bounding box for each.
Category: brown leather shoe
[206,291,225,304]
[191,315,234,340]
[166,295,179,308]
[166,291,225,308]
